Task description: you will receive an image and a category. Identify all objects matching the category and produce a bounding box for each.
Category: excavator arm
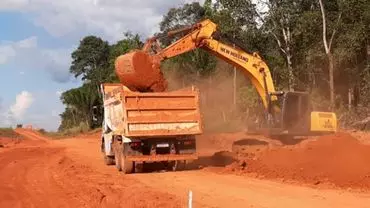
[148,19,276,108]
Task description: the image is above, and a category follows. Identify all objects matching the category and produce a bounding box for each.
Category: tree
[256,0,311,90]
[212,0,262,106]
[70,36,110,83]
[108,32,143,82]
[334,0,370,108]
[159,2,217,79]
[60,83,100,129]
[318,0,341,109]
[159,2,206,44]
[59,34,143,131]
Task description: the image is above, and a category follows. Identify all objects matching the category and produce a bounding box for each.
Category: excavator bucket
[115,50,167,92]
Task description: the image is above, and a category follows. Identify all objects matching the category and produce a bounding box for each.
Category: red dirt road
[1,129,370,208]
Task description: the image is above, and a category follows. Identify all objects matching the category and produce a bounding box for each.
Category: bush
[61,122,90,136]
[0,128,22,139]
[38,128,46,134]
[337,106,370,130]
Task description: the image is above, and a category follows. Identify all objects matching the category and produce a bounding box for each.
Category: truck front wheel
[102,139,114,165]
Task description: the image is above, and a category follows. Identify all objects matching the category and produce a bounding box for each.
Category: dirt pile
[231,133,370,189]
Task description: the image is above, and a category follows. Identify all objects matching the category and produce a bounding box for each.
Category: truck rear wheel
[114,142,134,174]
[120,154,134,174]
[169,160,186,171]
[114,145,122,171]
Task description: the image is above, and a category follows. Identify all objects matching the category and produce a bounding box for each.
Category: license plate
[156,143,169,148]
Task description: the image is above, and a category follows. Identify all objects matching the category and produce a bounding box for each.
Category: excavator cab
[271,91,337,136]
[280,92,311,134]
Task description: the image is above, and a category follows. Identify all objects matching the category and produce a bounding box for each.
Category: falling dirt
[115,50,167,92]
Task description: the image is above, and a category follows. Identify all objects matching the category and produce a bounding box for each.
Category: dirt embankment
[0,128,25,148]
[214,132,370,190]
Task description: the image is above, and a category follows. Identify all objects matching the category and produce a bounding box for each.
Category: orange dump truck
[100,83,202,173]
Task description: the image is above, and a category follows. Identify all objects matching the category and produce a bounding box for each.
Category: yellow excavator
[115,19,337,137]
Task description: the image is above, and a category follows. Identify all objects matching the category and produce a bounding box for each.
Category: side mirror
[92,106,99,121]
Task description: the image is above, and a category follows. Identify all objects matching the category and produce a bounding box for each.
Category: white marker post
[188,190,193,208]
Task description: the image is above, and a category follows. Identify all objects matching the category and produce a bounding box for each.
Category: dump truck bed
[102,83,202,137]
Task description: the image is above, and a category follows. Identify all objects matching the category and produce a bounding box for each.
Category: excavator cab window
[281,92,311,133]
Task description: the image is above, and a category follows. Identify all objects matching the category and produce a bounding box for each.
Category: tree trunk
[287,54,294,91]
[328,52,335,109]
[71,108,76,126]
[348,88,352,110]
[319,0,338,110]
[367,41,370,68]
[222,110,226,122]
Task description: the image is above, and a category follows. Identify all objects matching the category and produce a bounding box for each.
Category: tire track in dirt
[0,130,184,208]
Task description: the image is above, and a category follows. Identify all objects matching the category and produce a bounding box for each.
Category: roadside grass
[38,123,99,139]
[0,128,23,139]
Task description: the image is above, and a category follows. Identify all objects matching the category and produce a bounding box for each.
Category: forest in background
[58,0,370,133]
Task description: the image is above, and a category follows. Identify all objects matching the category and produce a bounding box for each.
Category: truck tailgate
[102,84,202,137]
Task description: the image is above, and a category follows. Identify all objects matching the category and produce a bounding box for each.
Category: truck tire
[114,146,122,171]
[113,141,134,174]
[120,154,134,174]
[104,155,115,165]
[101,139,115,165]
[169,160,186,171]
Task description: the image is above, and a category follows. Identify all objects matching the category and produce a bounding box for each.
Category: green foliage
[59,34,142,132]
[38,128,46,134]
[159,2,217,78]
[0,128,22,139]
[59,83,99,131]
[213,0,261,51]
[360,67,370,105]
[70,36,110,83]
[309,89,332,111]
[237,86,261,113]
[159,2,206,37]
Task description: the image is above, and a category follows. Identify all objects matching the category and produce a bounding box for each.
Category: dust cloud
[164,66,263,133]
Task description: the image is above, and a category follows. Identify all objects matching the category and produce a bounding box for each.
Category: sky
[0,0,204,131]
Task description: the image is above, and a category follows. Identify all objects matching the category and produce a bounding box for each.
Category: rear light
[130,142,141,148]
[184,140,194,145]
